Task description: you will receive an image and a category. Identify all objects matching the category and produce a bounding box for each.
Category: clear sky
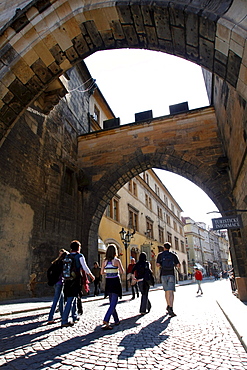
[85,48,221,228]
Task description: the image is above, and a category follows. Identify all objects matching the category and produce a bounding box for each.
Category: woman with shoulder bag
[131,252,152,315]
[100,244,124,330]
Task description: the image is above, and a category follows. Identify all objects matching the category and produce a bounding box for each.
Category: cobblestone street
[0,280,247,370]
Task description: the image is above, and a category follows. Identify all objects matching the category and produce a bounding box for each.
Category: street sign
[212,215,243,230]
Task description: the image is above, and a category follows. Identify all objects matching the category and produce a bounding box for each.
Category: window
[133,182,137,196]
[171,203,174,213]
[113,199,119,221]
[146,219,153,239]
[181,240,185,253]
[157,206,163,219]
[158,226,164,244]
[145,194,148,207]
[174,236,179,250]
[106,196,119,221]
[164,195,168,205]
[128,205,139,231]
[166,214,171,226]
[167,231,172,244]
[128,181,137,196]
[105,203,110,217]
[155,185,160,196]
[148,197,152,210]
[93,105,100,123]
[173,221,177,231]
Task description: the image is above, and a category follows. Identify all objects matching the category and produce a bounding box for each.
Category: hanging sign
[212,215,243,230]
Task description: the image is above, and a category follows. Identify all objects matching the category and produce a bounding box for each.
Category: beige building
[98,169,188,286]
[184,217,229,276]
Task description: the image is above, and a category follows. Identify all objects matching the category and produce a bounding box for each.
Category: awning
[194,263,205,272]
[98,238,106,252]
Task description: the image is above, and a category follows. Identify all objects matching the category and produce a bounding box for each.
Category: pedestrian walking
[194,267,203,294]
[156,242,180,317]
[127,258,139,300]
[131,252,153,315]
[47,249,69,324]
[100,244,124,330]
[92,261,102,296]
[61,240,95,328]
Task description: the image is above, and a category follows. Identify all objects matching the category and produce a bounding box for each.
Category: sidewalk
[0,280,246,352]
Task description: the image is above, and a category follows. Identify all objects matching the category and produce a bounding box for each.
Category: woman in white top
[101,244,124,330]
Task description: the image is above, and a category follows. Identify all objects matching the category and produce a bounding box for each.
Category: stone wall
[213,75,247,279]
[0,64,91,300]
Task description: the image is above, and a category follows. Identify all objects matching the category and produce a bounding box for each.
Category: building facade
[184,217,230,277]
[99,169,188,286]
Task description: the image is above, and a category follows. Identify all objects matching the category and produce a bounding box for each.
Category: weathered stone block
[226,50,242,87]
[154,6,171,40]
[31,58,53,84]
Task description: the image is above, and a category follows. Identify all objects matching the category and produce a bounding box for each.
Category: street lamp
[119,227,135,292]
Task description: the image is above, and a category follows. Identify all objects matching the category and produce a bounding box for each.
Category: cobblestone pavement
[0,281,247,370]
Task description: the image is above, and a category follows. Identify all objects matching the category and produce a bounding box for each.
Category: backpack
[47,260,62,286]
[144,263,155,286]
[161,251,175,271]
[62,253,80,281]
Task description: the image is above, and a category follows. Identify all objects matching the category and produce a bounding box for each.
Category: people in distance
[127,258,139,300]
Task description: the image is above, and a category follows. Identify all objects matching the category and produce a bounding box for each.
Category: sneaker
[61,322,74,328]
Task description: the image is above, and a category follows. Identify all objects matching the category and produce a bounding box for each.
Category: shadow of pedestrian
[0,313,54,352]
[118,314,170,360]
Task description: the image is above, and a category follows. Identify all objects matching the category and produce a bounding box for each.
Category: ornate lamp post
[119,227,135,292]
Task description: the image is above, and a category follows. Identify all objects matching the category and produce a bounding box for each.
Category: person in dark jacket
[132,252,152,315]
[92,261,102,296]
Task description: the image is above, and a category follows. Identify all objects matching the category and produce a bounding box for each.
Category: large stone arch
[0,0,246,141]
[0,0,247,299]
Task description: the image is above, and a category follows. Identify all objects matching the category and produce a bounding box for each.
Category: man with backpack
[61,240,95,328]
[156,242,180,317]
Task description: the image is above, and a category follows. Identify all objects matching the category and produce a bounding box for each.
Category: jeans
[131,282,139,299]
[48,283,64,321]
[196,280,203,293]
[94,277,101,296]
[61,296,77,325]
[138,280,151,313]
[104,293,119,324]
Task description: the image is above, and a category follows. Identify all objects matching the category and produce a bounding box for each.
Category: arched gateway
[0,0,247,300]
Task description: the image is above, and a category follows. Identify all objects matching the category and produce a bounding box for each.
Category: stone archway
[0,0,247,299]
[0,0,246,141]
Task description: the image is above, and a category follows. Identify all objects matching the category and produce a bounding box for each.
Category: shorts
[161,275,176,291]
